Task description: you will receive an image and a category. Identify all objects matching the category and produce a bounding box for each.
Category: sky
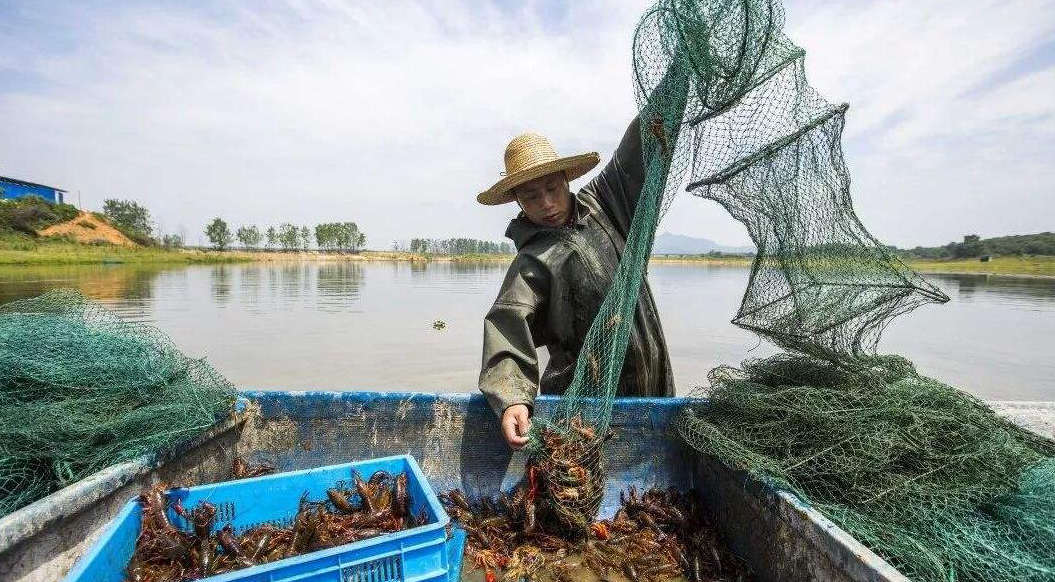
[0,0,1052,249]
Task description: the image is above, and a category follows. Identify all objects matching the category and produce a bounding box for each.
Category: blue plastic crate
[64,455,463,582]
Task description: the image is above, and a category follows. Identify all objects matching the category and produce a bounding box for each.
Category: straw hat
[478,133,600,205]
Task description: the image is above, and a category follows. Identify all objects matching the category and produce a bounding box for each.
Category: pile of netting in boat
[0,289,237,516]
[676,354,1055,581]
[129,471,423,581]
[441,484,754,582]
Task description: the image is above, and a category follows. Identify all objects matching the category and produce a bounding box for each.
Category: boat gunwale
[0,391,921,581]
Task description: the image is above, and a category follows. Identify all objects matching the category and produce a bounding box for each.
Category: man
[477,119,674,449]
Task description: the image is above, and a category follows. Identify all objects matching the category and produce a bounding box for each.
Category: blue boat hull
[0,391,906,582]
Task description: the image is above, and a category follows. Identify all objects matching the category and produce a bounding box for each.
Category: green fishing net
[0,289,236,517]
[678,354,1055,581]
[529,0,1055,578]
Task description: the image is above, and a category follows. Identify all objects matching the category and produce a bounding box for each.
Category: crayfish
[124,469,425,582]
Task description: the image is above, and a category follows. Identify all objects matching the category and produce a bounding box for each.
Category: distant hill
[652,232,754,255]
[897,232,1055,259]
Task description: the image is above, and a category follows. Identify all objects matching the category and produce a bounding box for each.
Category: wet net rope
[0,289,236,517]
[528,0,1055,579]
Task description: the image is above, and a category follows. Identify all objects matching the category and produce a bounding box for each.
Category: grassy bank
[648,253,1055,277]
[905,256,1055,278]
[0,235,250,265]
[4,234,1053,277]
[173,249,518,262]
[650,254,754,266]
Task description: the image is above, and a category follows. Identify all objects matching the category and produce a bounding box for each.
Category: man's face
[513,171,572,227]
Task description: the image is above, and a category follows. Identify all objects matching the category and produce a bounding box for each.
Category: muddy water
[0,261,1052,400]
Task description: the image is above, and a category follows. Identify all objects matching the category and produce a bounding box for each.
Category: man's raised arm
[580,53,689,237]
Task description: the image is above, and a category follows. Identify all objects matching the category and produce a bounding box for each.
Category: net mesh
[528,0,1055,578]
[677,355,1055,581]
[0,288,236,517]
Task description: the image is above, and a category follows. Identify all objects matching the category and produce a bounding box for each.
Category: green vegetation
[651,252,753,265]
[314,222,366,253]
[0,195,80,234]
[0,233,247,265]
[101,198,155,245]
[235,224,262,249]
[403,238,512,255]
[278,223,303,251]
[899,232,1055,259]
[205,217,233,250]
[4,197,1049,274]
[160,233,185,248]
[906,255,1055,277]
[0,196,226,264]
[647,253,1054,276]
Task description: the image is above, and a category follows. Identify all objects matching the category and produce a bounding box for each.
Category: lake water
[0,261,1052,401]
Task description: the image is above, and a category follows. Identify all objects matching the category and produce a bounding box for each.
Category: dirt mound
[38,212,137,247]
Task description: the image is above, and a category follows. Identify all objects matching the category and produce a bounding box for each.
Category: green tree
[265,226,278,251]
[278,223,299,251]
[405,237,508,255]
[949,234,985,258]
[315,224,332,251]
[102,199,153,241]
[205,218,233,250]
[236,225,262,250]
[300,225,312,251]
[160,233,184,248]
[962,234,984,257]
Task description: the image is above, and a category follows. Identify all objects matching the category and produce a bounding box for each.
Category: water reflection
[317,262,364,313]
[0,264,174,321]
[0,262,1052,400]
[239,264,262,301]
[934,273,1055,307]
[211,265,232,303]
[954,274,980,300]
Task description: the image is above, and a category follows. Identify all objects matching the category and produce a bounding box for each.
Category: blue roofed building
[0,175,67,204]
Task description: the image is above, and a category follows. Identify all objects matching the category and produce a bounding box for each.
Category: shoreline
[1,243,1052,278]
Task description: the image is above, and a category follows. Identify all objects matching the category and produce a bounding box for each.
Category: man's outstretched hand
[501,404,532,450]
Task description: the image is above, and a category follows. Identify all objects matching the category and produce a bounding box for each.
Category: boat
[3,391,1051,582]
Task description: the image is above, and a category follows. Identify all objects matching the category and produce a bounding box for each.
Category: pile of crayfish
[125,470,425,582]
[442,484,755,582]
[531,417,611,535]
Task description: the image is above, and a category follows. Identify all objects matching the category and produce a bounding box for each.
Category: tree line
[204,218,366,252]
[897,232,1055,259]
[400,238,512,255]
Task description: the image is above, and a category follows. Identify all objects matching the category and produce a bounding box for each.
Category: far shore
[1,241,1053,278]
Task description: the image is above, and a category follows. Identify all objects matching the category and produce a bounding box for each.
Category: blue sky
[1,0,1052,248]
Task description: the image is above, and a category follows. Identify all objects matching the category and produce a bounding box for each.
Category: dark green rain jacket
[478,117,675,416]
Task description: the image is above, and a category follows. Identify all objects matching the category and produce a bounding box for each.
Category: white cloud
[0,0,1052,248]
[784,0,1055,246]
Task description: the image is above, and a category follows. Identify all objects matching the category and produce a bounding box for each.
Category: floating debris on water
[432,320,447,330]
